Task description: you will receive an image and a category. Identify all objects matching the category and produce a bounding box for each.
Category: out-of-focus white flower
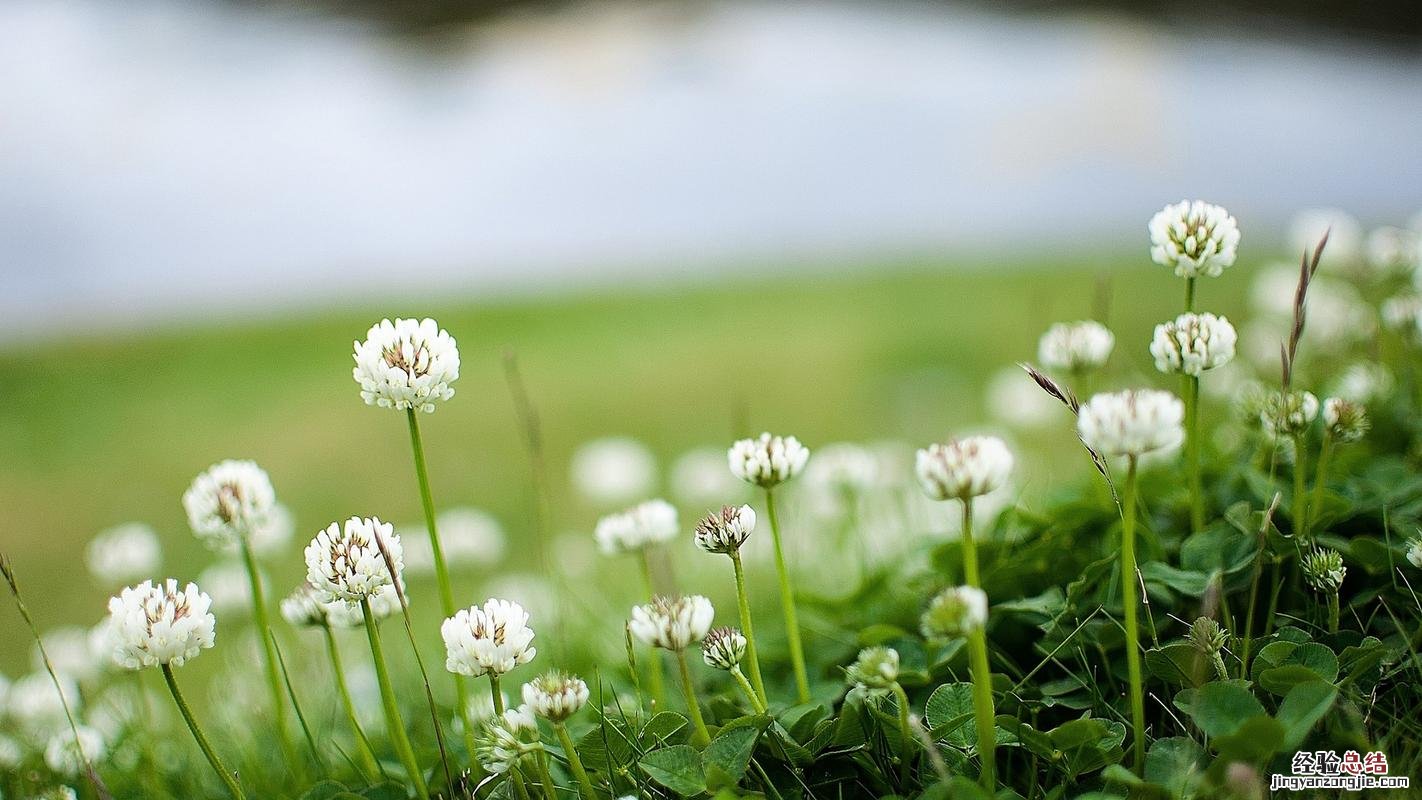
[728,433,809,488]
[670,447,749,509]
[352,317,459,414]
[403,508,506,575]
[7,672,81,733]
[1329,362,1394,403]
[280,582,330,628]
[570,437,657,507]
[442,599,537,677]
[32,627,105,686]
[1149,200,1241,278]
[1322,398,1369,443]
[522,671,589,722]
[1261,390,1319,439]
[0,733,21,770]
[183,460,278,550]
[1302,549,1346,592]
[482,573,559,626]
[915,436,1013,501]
[1250,266,1374,347]
[1288,207,1362,267]
[629,595,715,652]
[0,671,9,710]
[802,442,879,496]
[107,579,217,669]
[1078,390,1185,457]
[1365,226,1420,274]
[921,586,988,638]
[1150,313,1237,376]
[87,683,162,740]
[304,517,404,606]
[475,705,539,775]
[693,505,755,555]
[845,646,899,692]
[1037,321,1114,373]
[700,627,747,670]
[241,503,295,558]
[323,586,399,628]
[86,523,161,584]
[1381,295,1422,335]
[1407,535,1422,569]
[463,690,509,728]
[43,725,104,776]
[594,499,679,555]
[986,367,1060,431]
[196,561,256,615]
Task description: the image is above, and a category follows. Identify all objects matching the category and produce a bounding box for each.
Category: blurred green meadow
[0,258,1256,676]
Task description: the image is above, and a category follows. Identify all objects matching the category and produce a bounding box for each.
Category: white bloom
[728,433,810,488]
[304,517,404,605]
[1288,207,1362,268]
[693,505,756,554]
[1322,398,1369,443]
[1078,390,1185,457]
[241,503,295,558]
[403,508,506,574]
[182,460,278,550]
[43,725,104,776]
[463,690,509,727]
[845,646,899,691]
[986,367,1060,431]
[1151,313,1237,376]
[570,437,657,507]
[629,595,715,651]
[701,627,747,670]
[1301,549,1346,593]
[85,523,161,584]
[802,442,879,495]
[442,599,537,677]
[1250,266,1373,347]
[0,734,21,770]
[32,627,105,686]
[1037,321,1114,373]
[671,447,750,509]
[594,499,679,555]
[196,561,256,614]
[7,672,80,733]
[921,585,988,638]
[475,705,539,775]
[352,317,460,413]
[107,579,217,669]
[1365,226,1420,274]
[1149,200,1241,278]
[280,582,330,627]
[1381,295,1422,334]
[1407,535,1422,569]
[521,671,589,722]
[323,585,400,628]
[915,436,1013,501]
[1261,390,1319,439]
[1329,362,1393,403]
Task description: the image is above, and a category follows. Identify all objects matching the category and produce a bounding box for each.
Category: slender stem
[731,666,767,714]
[730,552,768,705]
[162,664,246,800]
[765,488,810,703]
[637,551,669,711]
[490,674,505,715]
[1309,433,1334,536]
[960,499,995,790]
[891,682,913,786]
[675,650,711,745]
[960,499,980,586]
[362,600,430,800]
[323,626,381,779]
[510,766,534,800]
[1185,374,1204,533]
[555,723,599,800]
[1292,434,1309,539]
[1327,592,1340,634]
[1184,276,1196,312]
[239,539,297,771]
[534,748,558,800]
[1120,458,1146,773]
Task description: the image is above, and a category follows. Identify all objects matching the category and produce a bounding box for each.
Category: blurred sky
[2,0,1421,339]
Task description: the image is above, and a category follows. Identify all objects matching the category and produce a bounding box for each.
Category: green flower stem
[1120,458,1147,773]
[959,499,995,790]
[675,650,711,746]
[239,539,297,772]
[510,766,534,800]
[1292,434,1309,538]
[362,599,430,800]
[490,674,505,714]
[765,487,811,703]
[730,666,767,714]
[322,626,381,779]
[891,682,913,785]
[637,550,669,710]
[555,722,599,800]
[1309,433,1335,536]
[729,551,768,705]
[162,664,246,800]
[1184,276,1196,312]
[1185,374,1204,533]
[534,748,558,800]
[1327,592,1340,634]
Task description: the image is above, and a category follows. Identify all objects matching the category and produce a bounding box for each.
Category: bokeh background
[2,0,1420,682]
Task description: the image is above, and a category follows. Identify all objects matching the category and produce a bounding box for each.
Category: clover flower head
[694,505,756,554]
[1260,390,1319,439]
[442,598,537,677]
[182,460,277,549]
[1323,397,1369,443]
[629,595,715,651]
[1078,389,1185,457]
[1381,295,1422,334]
[1038,320,1115,373]
[43,725,104,777]
[594,499,679,556]
[0,734,21,770]
[1407,535,1422,569]
[921,585,988,639]
[475,704,540,774]
[701,627,747,670]
[106,579,216,670]
[522,671,589,722]
[1149,200,1241,278]
[845,646,900,692]
[86,523,162,584]
[303,516,404,605]
[1288,207,1362,267]
[1365,225,1420,274]
[570,437,657,506]
[196,561,256,614]
[915,436,1014,501]
[1330,362,1393,404]
[1302,549,1346,593]
[7,672,81,732]
[803,442,880,494]
[1188,617,1228,655]
[33,626,106,686]
[239,503,295,559]
[280,582,329,628]
[1151,313,1237,376]
[352,317,460,413]
[728,433,809,488]
[323,585,400,628]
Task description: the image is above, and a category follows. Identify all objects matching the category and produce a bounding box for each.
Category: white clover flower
[986,367,1061,431]
[0,671,9,710]
[701,627,747,670]
[38,789,80,800]
[845,646,899,692]
[32,627,105,686]
[570,437,657,507]
[182,460,278,550]
[921,585,988,639]
[1322,398,1369,443]
[1078,390,1185,457]
[629,595,715,652]
[1288,208,1362,268]
[1260,390,1319,439]
[670,447,750,509]
[323,585,400,628]
[87,683,161,740]
[7,672,81,734]
[43,725,104,776]
[1365,226,1420,274]
[915,436,1013,501]
[403,508,506,575]
[1037,321,1115,373]
[1150,312,1237,376]
[728,433,810,488]
[442,598,537,678]
[107,579,217,669]
[85,523,161,584]
[196,561,256,615]
[522,671,589,722]
[802,442,879,496]
[1149,200,1241,278]
[1302,549,1346,593]
[304,516,404,605]
[463,690,509,728]
[594,499,679,556]
[0,734,21,770]
[475,704,539,775]
[1407,535,1422,569]
[279,582,329,628]
[352,317,460,413]
[241,503,295,558]
[693,505,756,555]
[1249,267,1374,348]
[1330,362,1393,403]
[1381,295,1422,335]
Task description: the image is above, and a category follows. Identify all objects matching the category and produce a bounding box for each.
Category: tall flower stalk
[1118,457,1146,769]
[845,646,913,784]
[1310,398,1369,532]
[630,595,716,744]
[694,506,768,705]
[442,597,538,754]
[703,627,766,713]
[162,665,245,799]
[921,586,990,787]
[362,599,429,799]
[596,499,679,709]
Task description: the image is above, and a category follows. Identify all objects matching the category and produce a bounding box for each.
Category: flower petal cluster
[1078,390,1185,457]
[352,317,460,413]
[1260,390,1319,439]
[522,671,589,722]
[845,646,899,692]
[1037,321,1114,373]
[915,436,1013,501]
[1407,535,1422,570]
[182,460,277,549]
[693,505,756,554]
[728,433,809,488]
[304,517,405,605]
[106,579,216,669]
[1302,549,1346,593]
[570,437,657,506]
[1323,397,1369,443]
[442,598,537,677]
[629,595,715,652]
[1150,313,1237,376]
[44,725,105,776]
[594,499,679,555]
[86,523,162,584]
[920,586,988,639]
[701,627,747,670]
[1149,200,1240,278]
[1188,617,1227,655]
[280,582,330,628]
[475,705,540,774]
